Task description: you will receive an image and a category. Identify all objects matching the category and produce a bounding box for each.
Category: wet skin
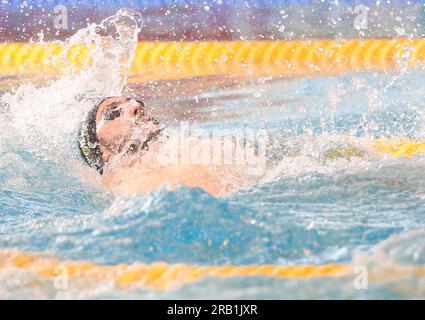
[95,96,256,196]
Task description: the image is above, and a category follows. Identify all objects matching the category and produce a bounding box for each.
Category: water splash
[0,10,142,163]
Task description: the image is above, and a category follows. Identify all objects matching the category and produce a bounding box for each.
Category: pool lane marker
[3,250,425,290]
[371,138,425,158]
[0,250,349,290]
[1,39,424,80]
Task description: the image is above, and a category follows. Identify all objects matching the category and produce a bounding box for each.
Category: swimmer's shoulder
[100,160,225,195]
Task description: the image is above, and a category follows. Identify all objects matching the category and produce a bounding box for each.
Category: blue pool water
[2,69,425,298]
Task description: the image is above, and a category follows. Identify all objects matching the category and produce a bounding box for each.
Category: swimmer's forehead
[95,96,130,123]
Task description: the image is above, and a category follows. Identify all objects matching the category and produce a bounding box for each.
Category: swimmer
[78,96,258,196]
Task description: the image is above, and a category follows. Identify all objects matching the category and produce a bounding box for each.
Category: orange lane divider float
[1,39,425,81]
[2,250,425,290]
[309,137,425,160]
[0,250,349,290]
[371,137,425,158]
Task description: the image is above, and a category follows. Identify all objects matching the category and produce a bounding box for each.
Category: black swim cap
[77,98,107,174]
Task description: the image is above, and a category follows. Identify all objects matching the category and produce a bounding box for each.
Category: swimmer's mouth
[135,115,160,126]
[134,102,160,126]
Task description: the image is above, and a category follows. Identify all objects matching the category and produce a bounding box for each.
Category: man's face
[95,96,162,163]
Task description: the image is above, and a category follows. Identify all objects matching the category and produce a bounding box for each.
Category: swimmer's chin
[100,133,163,173]
[133,120,164,148]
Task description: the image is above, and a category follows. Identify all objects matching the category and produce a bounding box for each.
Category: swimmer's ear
[100,147,111,163]
[103,153,111,163]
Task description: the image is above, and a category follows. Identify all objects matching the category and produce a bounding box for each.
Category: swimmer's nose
[122,99,145,118]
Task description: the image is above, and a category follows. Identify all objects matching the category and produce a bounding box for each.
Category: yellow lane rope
[300,137,425,160]
[333,137,425,160]
[2,250,425,290]
[371,138,425,158]
[0,39,424,80]
[0,250,348,290]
